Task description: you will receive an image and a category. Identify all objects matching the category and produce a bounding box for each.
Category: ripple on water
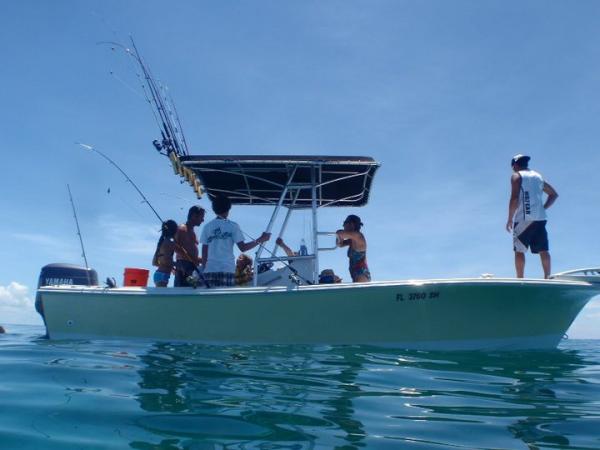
[0,326,599,449]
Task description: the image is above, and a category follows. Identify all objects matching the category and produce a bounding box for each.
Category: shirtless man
[336,214,371,282]
[174,205,205,287]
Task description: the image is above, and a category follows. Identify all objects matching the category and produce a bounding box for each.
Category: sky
[1,0,599,337]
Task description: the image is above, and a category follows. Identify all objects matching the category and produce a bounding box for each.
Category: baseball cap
[510,154,530,166]
[344,215,363,226]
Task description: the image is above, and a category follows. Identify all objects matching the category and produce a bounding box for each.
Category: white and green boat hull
[38,278,599,350]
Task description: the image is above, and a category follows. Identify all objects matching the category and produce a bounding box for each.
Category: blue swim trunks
[153,270,171,286]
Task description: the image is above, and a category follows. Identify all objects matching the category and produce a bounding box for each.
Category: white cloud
[0,282,33,309]
[0,282,41,326]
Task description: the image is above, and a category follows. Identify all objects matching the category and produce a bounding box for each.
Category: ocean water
[1,325,599,450]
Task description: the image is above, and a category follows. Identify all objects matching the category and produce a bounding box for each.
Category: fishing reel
[258,262,273,273]
[186,274,200,289]
[186,272,210,289]
[289,271,302,286]
[152,138,175,156]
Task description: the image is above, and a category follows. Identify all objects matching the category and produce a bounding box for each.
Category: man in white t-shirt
[506,154,558,279]
[200,195,271,287]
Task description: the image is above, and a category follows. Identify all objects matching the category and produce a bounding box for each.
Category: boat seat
[256,258,314,287]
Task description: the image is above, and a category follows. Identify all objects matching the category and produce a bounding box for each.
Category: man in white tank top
[506,154,559,278]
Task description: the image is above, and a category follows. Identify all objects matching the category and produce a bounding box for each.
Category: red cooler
[123,268,150,287]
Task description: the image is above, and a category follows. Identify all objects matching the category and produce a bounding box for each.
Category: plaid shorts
[204,272,235,287]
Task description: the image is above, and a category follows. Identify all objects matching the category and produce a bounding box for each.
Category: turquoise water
[1,325,599,449]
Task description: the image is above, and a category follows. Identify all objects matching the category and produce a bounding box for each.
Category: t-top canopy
[178,155,380,208]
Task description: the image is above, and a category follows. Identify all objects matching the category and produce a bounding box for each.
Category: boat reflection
[129,342,596,449]
[364,348,591,449]
[131,344,367,448]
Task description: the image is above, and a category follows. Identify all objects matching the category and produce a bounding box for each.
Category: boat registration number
[396,291,440,302]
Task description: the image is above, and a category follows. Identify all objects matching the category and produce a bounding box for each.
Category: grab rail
[550,267,600,284]
[551,267,600,277]
[317,231,338,251]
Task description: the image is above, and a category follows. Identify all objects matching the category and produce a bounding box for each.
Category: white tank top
[514,170,546,222]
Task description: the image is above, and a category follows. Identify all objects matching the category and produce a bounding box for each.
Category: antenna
[67,184,90,270]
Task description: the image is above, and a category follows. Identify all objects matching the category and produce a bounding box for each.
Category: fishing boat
[37,154,600,349]
[36,40,600,349]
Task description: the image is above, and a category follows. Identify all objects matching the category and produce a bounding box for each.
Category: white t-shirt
[200,217,244,274]
[514,170,547,222]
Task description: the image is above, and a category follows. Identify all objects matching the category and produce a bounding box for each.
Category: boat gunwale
[38,276,600,296]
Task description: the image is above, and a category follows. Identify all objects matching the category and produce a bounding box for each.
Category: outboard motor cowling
[37,263,98,288]
[36,263,99,322]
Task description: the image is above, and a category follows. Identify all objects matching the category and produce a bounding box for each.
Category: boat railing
[317,231,338,251]
[551,267,600,277]
[551,267,600,284]
[256,255,315,263]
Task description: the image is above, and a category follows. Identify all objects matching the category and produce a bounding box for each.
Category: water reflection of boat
[404,349,594,449]
[127,343,597,449]
[132,344,367,448]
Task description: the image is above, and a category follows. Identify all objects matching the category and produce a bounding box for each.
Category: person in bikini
[336,215,371,282]
[152,220,178,287]
[174,205,205,287]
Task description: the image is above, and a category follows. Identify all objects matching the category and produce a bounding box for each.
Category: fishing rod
[97,38,189,158]
[94,41,310,287]
[76,142,163,223]
[94,39,208,287]
[130,38,182,156]
[76,142,210,288]
[67,184,89,268]
[67,184,92,286]
[241,231,313,286]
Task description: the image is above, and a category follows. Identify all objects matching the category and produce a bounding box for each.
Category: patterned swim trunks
[513,220,549,254]
[204,272,235,287]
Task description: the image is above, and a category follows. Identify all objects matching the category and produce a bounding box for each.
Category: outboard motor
[35,263,99,323]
